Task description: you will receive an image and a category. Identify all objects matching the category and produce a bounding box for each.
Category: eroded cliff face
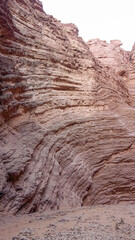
[87,39,135,106]
[0,0,135,213]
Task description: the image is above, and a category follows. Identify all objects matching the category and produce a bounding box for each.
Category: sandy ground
[0,204,135,240]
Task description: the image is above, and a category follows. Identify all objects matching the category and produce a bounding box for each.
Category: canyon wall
[0,0,135,213]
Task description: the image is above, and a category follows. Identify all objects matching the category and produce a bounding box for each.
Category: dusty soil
[0,204,135,240]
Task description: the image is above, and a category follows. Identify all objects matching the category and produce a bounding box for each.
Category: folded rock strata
[0,0,135,213]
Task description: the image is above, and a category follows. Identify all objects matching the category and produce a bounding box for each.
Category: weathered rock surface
[0,0,135,213]
[87,39,135,106]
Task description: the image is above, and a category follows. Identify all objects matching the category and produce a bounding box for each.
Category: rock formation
[0,0,135,213]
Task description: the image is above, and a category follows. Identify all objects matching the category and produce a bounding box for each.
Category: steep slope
[87,39,135,106]
[0,0,135,213]
[126,43,135,106]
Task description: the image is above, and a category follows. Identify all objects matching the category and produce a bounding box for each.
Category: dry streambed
[0,204,135,240]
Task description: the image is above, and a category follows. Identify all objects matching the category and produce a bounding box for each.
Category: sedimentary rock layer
[0,0,135,213]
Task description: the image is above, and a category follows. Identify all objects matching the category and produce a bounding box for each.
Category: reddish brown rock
[0,0,135,214]
[87,39,130,75]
